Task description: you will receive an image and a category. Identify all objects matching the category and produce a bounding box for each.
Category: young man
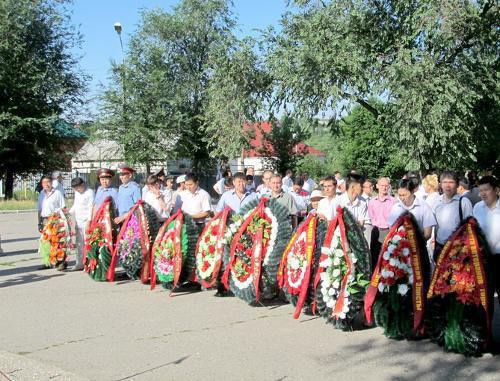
[361,179,374,203]
[114,165,141,225]
[433,171,473,261]
[37,175,65,269]
[93,168,118,216]
[172,174,187,213]
[216,172,258,213]
[335,174,368,227]
[270,174,298,229]
[282,169,294,192]
[181,173,212,231]
[316,176,337,221]
[69,177,94,271]
[143,175,172,222]
[256,169,274,197]
[368,177,396,267]
[289,177,310,222]
[473,176,500,304]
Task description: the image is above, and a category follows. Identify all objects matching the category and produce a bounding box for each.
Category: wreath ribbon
[278,214,317,319]
[195,207,231,289]
[84,197,114,272]
[331,208,351,319]
[427,217,491,340]
[222,198,267,290]
[364,214,425,330]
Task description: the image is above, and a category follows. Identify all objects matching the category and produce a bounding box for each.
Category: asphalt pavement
[1,212,500,381]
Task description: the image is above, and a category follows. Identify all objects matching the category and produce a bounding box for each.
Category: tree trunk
[5,170,14,200]
[146,162,151,176]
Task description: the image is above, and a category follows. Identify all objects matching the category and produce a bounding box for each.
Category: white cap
[310,190,324,200]
[176,175,186,184]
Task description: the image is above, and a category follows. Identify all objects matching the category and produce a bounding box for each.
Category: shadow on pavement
[0,264,49,277]
[0,272,65,288]
[2,236,39,244]
[2,249,38,256]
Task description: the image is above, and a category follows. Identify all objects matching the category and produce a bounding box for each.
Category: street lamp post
[114,22,124,56]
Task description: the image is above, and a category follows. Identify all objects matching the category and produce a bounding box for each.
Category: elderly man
[256,169,274,197]
[317,176,337,221]
[93,168,118,215]
[182,173,212,232]
[433,171,473,261]
[114,165,141,225]
[37,175,65,269]
[270,174,298,229]
[216,172,258,213]
[69,177,94,271]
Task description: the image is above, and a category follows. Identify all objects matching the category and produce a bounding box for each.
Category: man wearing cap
[114,165,141,224]
[172,174,187,212]
[93,168,118,216]
[182,173,212,232]
[51,171,65,198]
[69,177,94,271]
[216,172,257,214]
[308,189,324,215]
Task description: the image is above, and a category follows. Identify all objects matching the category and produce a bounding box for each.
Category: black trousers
[491,255,500,306]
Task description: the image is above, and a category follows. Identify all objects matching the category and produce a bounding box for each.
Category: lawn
[0,200,37,211]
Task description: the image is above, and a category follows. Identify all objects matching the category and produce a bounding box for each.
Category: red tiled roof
[243,122,326,158]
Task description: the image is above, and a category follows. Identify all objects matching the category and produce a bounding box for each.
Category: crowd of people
[36,166,498,287]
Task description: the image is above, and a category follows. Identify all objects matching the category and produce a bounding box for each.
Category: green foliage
[338,103,406,179]
[259,115,311,174]
[266,0,499,171]
[0,0,86,195]
[100,0,259,170]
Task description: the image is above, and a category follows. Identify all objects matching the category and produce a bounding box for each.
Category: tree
[0,0,87,198]
[338,103,406,179]
[266,0,499,171]
[101,0,243,172]
[258,115,310,174]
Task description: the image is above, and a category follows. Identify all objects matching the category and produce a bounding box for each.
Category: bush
[13,189,38,201]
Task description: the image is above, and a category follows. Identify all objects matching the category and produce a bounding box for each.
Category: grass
[0,200,37,210]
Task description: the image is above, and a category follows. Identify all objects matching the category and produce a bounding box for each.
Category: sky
[69,0,289,119]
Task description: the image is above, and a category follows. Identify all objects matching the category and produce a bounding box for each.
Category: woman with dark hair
[387,179,436,240]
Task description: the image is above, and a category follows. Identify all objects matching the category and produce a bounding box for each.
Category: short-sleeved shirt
[271,191,298,215]
[181,187,211,222]
[216,190,258,213]
[317,196,337,221]
[302,178,316,193]
[94,187,119,211]
[289,189,310,214]
[117,181,141,216]
[38,189,65,218]
[368,195,396,229]
[433,194,473,245]
[473,198,500,254]
[70,188,94,227]
[143,189,172,222]
[388,196,436,234]
[336,193,368,224]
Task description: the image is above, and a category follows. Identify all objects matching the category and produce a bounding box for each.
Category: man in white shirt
[172,174,187,213]
[301,172,316,193]
[37,175,65,231]
[69,177,94,271]
[473,176,500,304]
[433,171,473,261]
[143,175,173,222]
[317,176,337,221]
[289,177,310,223]
[282,169,294,191]
[181,173,212,232]
[336,174,368,227]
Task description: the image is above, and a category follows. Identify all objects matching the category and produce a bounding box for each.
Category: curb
[0,209,37,214]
